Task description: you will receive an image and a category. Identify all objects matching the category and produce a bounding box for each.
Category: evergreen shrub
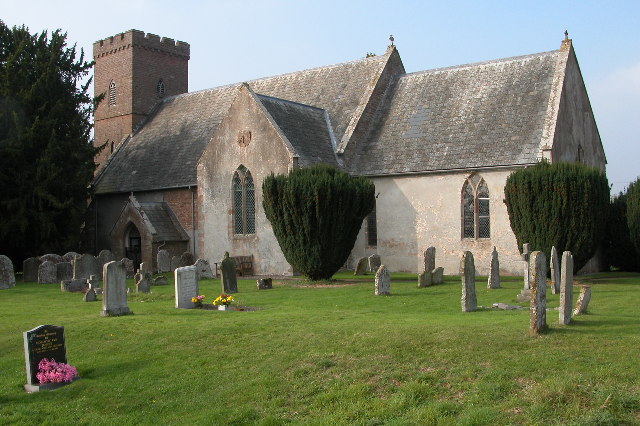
[625,178,640,261]
[605,192,640,271]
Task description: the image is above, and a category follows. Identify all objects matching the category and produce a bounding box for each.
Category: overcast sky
[3,0,638,194]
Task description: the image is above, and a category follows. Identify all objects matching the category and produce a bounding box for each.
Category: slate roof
[256,94,338,167]
[139,202,189,241]
[347,51,562,176]
[94,53,393,194]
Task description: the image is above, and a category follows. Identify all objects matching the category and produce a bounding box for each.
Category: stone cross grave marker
[522,243,531,290]
[559,251,573,325]
[220,252,238,293]
[374,264,390,295]
[0,255,16,289]
[175,265,198,309]
[529,251,547,336]
[101,261,130,316]
[487,246,500,289]
[23,324,72,392]
[157,249,171,273]
[460,251,477,312]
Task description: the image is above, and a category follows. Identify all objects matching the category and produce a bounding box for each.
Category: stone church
[83,29,606,276]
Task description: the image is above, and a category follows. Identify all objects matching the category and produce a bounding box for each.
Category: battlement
[93,29,190,59]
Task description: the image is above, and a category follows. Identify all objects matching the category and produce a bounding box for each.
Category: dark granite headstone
[23,325,67,387]
[23,257,40,282]
[257,278,273,290]
[220,252,238,293]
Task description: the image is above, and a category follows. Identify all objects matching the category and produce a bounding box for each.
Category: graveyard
[1,268,639,424]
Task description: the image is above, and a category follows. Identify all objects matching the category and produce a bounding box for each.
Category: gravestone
[157,250,171,273]
[432,267,444,285]
[417,270,432,288]
[120,258,134,278]
[73,254,100,280]
[257,278,273,290]
[550,246,560,295]
[38,261,57,284]
[62,252,79,263]
[61,279,88,293]
[175,265,198,309]
[220,252,238,293]
[153,276,168,286]
[487,246,500,289]
[424,247,436,274]
[460,251,477,312]
[0,255,16,289]
[136,272,151,293]
[139,262,150,275]
[368,254,381,273]
[194,258,214,279]
[522,243,531,290]
[573,286,592,315]
[88,275,99,290]
[170,256,181,272]
[559,251,573,325]
[23,324,73,392]
[101,261,130,316]
[84,286,97,302]
[40,254,63,264]
[56,262,73,282]
[180,252,194,268]
[374,265,391,295]
[97,249,116,270]
[354,257,368,275]
[23,257,40,282]
[529,251,548,336]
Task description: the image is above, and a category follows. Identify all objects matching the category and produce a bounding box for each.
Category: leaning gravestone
[62,252,79,263]
[73,254,100,280]
[460,251,476,312]
[175,265,198,309]
[136,272,151,293]
[550,246,560,295]
[220,252,238,293]
[23,324,75,392]
[529,251,547,336]
[97,249,116,270]
[374,265,391,295]
[61,279,88,293]
[559,251,573,325]
[573,286,592,315]
[38,261,57,284]
[257,278,273,290]
[368,254,381,273]
[194,258,214,279]
[170,256,182,272]
[40,254,63,264]
[153,276,168,286]
[354,257,368,275]
[23,257,40,283]
[101,261,130,316]
[487,246,500,289]
[157,250,171,273]
[424,247,436,275]
[0,255,16,289]
[432,267,444,285]
[418,270,432,288]
[180,252,194,268]
[56,262,73,282]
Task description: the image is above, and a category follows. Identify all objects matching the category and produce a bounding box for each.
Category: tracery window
[108,80,116,106]
[462,174,490,239]
[232,165,255,235]
[156,79,165,98]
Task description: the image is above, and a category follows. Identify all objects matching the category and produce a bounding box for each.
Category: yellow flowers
[213,293,234,306]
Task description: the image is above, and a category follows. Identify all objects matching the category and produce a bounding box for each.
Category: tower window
[156,79,165,98]
[108,80,116,106]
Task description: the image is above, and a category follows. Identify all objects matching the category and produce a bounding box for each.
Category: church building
[84,29,606,276]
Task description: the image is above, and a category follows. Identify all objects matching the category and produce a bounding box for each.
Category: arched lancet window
[462,174,490,239]
[156,79,165,98]
[232,165,255,235]
[108,80,116,106]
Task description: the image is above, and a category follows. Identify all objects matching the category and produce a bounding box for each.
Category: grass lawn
[1,271,639,425]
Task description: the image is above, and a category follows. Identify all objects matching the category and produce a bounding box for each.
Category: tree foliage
[625,178,640,262]
[262,164,375,280]
[504,161,609,272]
[0,22,99,263]
[604,191,640,271]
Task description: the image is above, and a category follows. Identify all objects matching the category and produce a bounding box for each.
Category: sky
[2,0,639,194]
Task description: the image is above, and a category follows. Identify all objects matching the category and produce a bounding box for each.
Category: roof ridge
[255,93,326,112]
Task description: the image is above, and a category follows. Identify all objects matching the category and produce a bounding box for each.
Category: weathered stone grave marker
[23,324,76,392]
[170,256,181,272]
[432,267,444,285]
[101,261,130,316]
[354,257,368,275]
[559,251,573,325]
[550,246,560,295]
[97,249,116,271]
[368,254,381,273]
[522,243,531,290]
[257,278,273,290]
[0,255,16,289]
[175,265,198,309]
[194,258,214,279]
[220,252,238,293]
[529,251,547,336]
[424,247,436,275]
[157,249,171,273]
[38,261,57,284]
[573,285,592,315]
[487,246,500,289]
[460,251,477,312]
[56,262,73,282]
[73,254,100,280]
[374,264,390,295]
[23,257,40,282]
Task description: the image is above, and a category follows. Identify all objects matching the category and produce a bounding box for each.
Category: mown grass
[0,271,639,425]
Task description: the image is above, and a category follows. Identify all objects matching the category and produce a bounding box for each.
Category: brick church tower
[92,30,190,169]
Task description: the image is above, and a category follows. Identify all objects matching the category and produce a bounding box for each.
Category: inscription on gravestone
[23,325,67,386]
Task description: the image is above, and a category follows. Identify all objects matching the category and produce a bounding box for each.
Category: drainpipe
[190,186,196,257]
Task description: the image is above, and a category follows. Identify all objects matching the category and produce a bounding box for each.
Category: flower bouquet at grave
[36,358,77,384]
[191,295,205,308]
[212,293,234,307]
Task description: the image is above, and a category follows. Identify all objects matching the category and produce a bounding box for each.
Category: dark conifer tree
[604,191,640,271]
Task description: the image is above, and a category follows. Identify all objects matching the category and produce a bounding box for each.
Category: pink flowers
[36,358,77,384]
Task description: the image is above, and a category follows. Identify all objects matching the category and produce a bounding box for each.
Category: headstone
[23,257,40,282]
[139,262,150,275]
[417,271,432,288]
[487,246,500,289]
[153,276,168,286]
[573,286,592,315]
[424,247,436,274]
[522,243,531,290]
[374,264,390,295]
[170,256,181,272]
[56,262,73,282]
[120,258,134,278]
[157,249,171,273]
[220,252,238,293]
[368,254,381,273]
[529,251,547,336]
[62,252,79,263]
[180,252,194,268]
[194,258,214,279]
[175,265,198,309]
[87,275,99,290]
[559,251,573,325]
[550,246,560,295]
[136,272,151,293]
[40,254,63,264]
[83,286,97,302]
[73,254,100,280]
[38,261,57,284]
[97,249,116,270]
[61,279,88,293]
[0,255,16,289]
[432,267,444,285]
[257,278,273,290]
[101,261,130,316]
[354,257,368,275]
[460,251,476,312]
[23,324,70,391]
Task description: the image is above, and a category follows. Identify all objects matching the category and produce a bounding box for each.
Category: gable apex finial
[564,30,569,40]
[389,34,394,47]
